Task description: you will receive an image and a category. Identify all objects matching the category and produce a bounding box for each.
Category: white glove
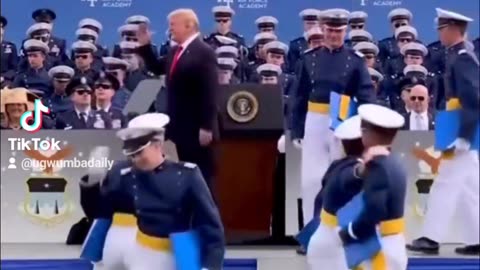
[448,138,471,153]
[293,139,303,150]
[85,146,111,186]
[277,135,286,153]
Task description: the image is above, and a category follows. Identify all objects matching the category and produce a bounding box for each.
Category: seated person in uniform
[205,6,245,50]
[78,18,109,61]
[368,67,390,108]
[249,40,288,82]
[72,41,99,82]
[1,88,53,130]
[120,41,153,91]
[246,32,277,81]
[215,45,245,82]
[102,57,132,110]
[55,76,113,130]
[347,29,373,47]
[402,64,437,110]
[354,41,382,71]
[217,58,239,85]
[248,16,278,61]
[93,72,127,128]
[43,65,74,118]
[384,25,420,78]
[257,63,282,85]
[305,27,324,51]
[13,39,52,96]
[348,11,368,31]
[74,28,105,71]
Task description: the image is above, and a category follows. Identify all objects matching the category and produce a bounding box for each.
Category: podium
[215,84,283,243]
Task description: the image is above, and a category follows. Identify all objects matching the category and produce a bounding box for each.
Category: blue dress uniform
[205,6,246,50]
[345,29,373,48]
[383,26,419,79]
[249,40,288,82]
[339,104,408,270]
[408,8,480,256]
[159,40,174,57]
[215,46,244,83]
[474,37,480,59]
[1,16,18,85]
[120,41,155,91]
[12,39,52,95]
[291,9,375,223]
[378,8,413,69]
[353,42,384,74]
[93,72,127,129]
[308,115,364,270]
[348,11,368,31]
[248,16,279,62]
[72,40,100,82]
[245,32,277,81]
[217,57,240,84]
[102,57,132,109]
[55,77,113,130]
[303,27,325,53]
[73,28,106,72]
[81,160,138,269]
[113,24,158,59]
[287,9,320,74]
[78,18,110,62]
[43,65,74,118]
[115,113,225,270]
[368,67,390,107]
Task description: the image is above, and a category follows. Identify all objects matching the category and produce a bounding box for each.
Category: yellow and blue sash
[329,92,358,130]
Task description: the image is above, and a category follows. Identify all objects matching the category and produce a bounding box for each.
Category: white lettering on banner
[237,0,268,9]
[82,0,133,8]
[360,0,403,7]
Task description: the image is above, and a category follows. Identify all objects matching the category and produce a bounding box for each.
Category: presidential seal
[227,91,259,123]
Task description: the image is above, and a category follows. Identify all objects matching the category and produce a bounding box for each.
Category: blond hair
[167,9,200,31]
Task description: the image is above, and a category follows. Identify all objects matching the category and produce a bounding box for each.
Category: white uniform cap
[214,35,238,45]
[354,41,379,56]
[299,9,320,20]
[118,24,139,34]
[435,8,473,23]
[254,32,278,43]
[120,41,139,50]
[72,41,98,52]
[103,57,130,69]
[212,6,235,16]
[215,46,239,58]
[75,28,99,40]
[78,18,103,32]
[48,65,75,79]
[348,29,373,41]
[116,113,170,155]
[388,8,413,22]
[304,27,324,41]
[26,23,52,37]
[358,104,405,128]
[217,57,238,70]
[125,15,151,24]
[256,63,282,76]
[403,64,428,76]
[322,8,350,29]
[349,11,368,22]
[400,42,428,56]
[368,67,384,82]
[255,16,279,26]
[334,115,362,140]
[395,25,418,39]
[23,39,50,53]
[263,41,289,54]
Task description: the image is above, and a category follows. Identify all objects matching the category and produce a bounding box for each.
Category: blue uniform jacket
[12,67,52,95]
[340,155,407,243]
[287,37,308,74]
[112,87,131,110]
[474,38,480,59]
[444,42,480,143]
[113,43,158,59]
[55,109,113,130]
[1,41,18,81]
[43,93,73,119]
[125,69,153,92]
[132,160,225,270]
[290,46,375,140]
[314,157,363,218]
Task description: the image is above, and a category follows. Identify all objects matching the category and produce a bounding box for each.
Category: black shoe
[296,246,307,255]
[406,237,440,255]
[455,244,480,256]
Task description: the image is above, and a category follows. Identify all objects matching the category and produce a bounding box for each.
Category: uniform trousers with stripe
[301,112,342,222]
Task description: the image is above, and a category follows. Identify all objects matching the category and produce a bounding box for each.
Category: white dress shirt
[75,108,91,122]
[177,32,200,58]
[410,111,429,131]
[97,103,111,113]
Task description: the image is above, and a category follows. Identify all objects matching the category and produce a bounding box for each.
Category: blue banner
[1,0,479,50]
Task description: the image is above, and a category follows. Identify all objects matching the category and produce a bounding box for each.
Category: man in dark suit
[401,84,434,131]
[136,9,218,187]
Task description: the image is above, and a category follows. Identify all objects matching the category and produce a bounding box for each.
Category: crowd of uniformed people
[1,7,479,131]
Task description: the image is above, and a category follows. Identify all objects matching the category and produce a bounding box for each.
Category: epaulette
[303,48,313,54]
[459,49,467,55]
[120,167,132,175]
[183,162,197,169]
[303,47,321,55]
[355,51,365,58]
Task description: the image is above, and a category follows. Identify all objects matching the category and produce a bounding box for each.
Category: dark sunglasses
[216,19,230,23]
[399,38,412,43]
[410,96,425,101]
[350,24,364,30]
[364,54,375,59]
[95,84,113,89]
[75,55,89,59]
[76,90,91,95]
[394,22,408,28]
[33,36,49,42]
[125,37,138,42]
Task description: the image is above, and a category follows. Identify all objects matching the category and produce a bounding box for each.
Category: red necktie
[169,46,183,78]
